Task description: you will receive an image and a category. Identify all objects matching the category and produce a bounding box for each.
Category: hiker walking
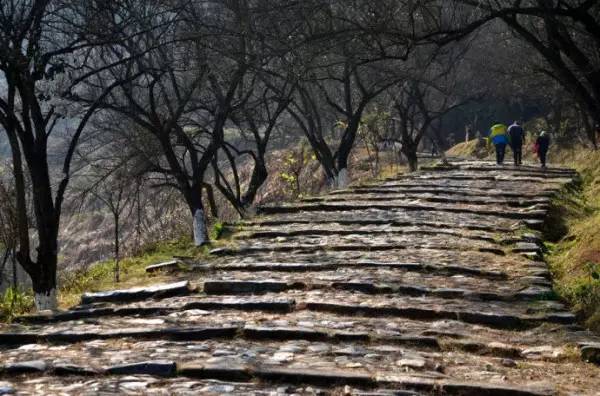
[508,121,525,166]
[534,131,551,168]
[488,123,509,165]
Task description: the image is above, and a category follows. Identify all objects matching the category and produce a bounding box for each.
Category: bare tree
[0,1,160,309]
[212,74,296,216]
[457,0,600,147]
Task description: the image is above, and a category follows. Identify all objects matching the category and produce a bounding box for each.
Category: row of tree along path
[1,160,600,395]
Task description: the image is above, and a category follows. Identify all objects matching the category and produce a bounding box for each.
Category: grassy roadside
[543,148,600,331]
[449,139,600,332]
[1,235,220,321]
[57,237,208,309]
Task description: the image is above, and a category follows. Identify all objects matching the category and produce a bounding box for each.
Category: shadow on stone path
[1,160,600,395]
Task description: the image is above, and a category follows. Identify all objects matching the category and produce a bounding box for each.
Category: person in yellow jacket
[488,123,509,164]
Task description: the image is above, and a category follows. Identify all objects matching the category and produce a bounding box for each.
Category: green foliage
[279,171,297,191]
[211,221,225,240]
[279,142,315,198]
[0,287,34,321]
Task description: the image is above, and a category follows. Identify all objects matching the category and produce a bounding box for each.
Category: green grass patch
[58,236,207,309]
[0,287,34,322]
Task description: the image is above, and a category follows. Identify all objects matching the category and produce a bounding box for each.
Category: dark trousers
[512,143,523,165]
[495,143,506,164]
[539,149,548,167]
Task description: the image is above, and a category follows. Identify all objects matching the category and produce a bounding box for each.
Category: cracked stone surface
[1,161,600,395]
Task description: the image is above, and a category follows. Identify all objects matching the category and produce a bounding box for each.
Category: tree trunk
[31,252,58,311]
[27,155,60,311]
[402,144,419,172]
[334,115,362,189]
[114,212,120,283]
[330,168,349,189]
[192,206,208,246]
[185,187,207,246]
[240,157,268,214]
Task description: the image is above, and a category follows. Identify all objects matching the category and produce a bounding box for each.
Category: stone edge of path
[0,359,555,396]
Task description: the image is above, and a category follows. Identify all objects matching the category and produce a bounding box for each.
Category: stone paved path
[2,160,600,395]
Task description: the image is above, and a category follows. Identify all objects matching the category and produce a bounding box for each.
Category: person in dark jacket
[535,131,551,168]
[508,121,525,166]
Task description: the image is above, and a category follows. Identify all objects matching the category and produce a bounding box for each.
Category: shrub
[0,287,34,321]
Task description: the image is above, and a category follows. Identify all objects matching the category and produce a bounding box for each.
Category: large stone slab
[80,281,193,305]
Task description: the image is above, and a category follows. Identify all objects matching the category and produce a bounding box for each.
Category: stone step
[256,202,547,220]
[209,243,507,257]
[194,261,509,280]
[16,290,574,330]
[236,219,514,233]
[458,164,578,175]
[0,356,557,396]
[377,179,562,189]
[303,301,574,330]
[302,194,550,208]
[0,325,440,350]
[12,304,593,350]
[236,228,499,244]
[0,327,573,390]
[80,281,193,305]
[17,297,297,324]
[387,174,560,183]
[145,259,182,273]
[338,186,557,199]
[201,280,553,302]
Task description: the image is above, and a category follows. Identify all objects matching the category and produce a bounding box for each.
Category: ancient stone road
[2,160,600,395]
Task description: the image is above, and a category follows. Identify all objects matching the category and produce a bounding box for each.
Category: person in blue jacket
[488,123,509,164]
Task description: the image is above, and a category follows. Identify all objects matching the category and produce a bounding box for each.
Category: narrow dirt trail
[1,160,600,395]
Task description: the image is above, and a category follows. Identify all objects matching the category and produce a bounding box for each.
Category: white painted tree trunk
[34,288,57,311]
[193,208,208,246]
[331,168,349,189]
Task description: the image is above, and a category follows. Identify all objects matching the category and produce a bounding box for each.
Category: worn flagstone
[2,160,600,395]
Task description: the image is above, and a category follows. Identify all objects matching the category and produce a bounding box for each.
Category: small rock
[279,344,304,353]
[396,358,426,369]
[271,352,294,363]
[0,382,15,395]
[212,349,235,356]
[333,346,364,356]
[581,345,600,364]
[501,358,518,368]
[345,362,363,368]
[119,381,149,391]
[199,384,235,393]
[4,360,47,373]
[107,361,176,376]
[308,344,330,353]
[186,344,210,351]
[17,344,47,351]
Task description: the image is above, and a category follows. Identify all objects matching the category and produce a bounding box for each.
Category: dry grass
[543,148,600,331]
[57,237,207,308]
[448,138,600,331]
